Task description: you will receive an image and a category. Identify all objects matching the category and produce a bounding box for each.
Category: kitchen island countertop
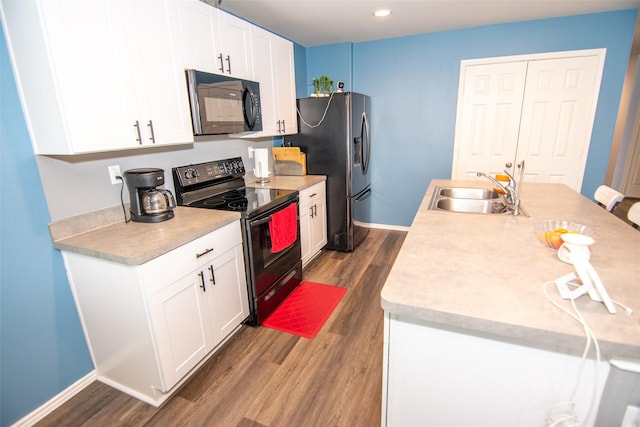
[381,179,640,359]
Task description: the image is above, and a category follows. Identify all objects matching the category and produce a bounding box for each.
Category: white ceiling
[219,0,640,47]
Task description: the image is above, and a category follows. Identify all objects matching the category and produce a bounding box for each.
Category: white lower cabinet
[382,313,609,427]
[62,221,249,406]
[299,181,327,267]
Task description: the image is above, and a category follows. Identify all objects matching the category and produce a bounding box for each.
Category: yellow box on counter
[272,147,306,175]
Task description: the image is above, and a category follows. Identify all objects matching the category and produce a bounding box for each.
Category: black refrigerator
[285,92,372,251]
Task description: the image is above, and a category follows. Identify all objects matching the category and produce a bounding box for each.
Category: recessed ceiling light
[373,9,391,18]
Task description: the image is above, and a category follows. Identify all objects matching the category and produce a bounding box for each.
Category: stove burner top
[188,187,297,217]
[172,158,298,219]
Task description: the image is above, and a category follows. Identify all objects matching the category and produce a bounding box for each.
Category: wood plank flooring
[35,228,407,427]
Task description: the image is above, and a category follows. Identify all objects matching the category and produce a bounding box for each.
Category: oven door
[246,199,302,299]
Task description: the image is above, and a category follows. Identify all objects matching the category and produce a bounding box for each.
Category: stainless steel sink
[435,198,508,214]
[428,186,514,214]
[438,187,500,200]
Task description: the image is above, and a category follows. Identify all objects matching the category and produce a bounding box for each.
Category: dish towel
[269,203,298,253]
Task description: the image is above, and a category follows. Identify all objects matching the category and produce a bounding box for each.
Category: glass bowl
[535,219,595,250]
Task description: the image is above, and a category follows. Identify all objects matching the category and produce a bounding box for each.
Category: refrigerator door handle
[361,112,371,174]
[354,188,372,203]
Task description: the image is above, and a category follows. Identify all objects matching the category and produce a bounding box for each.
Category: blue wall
[304,10,637,226]
[0,26,93,426]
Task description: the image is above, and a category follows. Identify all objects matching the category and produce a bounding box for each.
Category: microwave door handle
[243,87,258,130]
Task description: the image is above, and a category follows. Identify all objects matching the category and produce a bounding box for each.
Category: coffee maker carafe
[124,168,176,223]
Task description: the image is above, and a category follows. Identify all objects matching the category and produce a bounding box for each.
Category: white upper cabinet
[1,0,193,155]
[178,0,253,79]
[241,26,298,138]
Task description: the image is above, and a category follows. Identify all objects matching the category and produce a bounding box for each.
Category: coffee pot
[124,168,176,223]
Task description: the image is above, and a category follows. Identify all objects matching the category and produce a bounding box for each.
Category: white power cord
[296,89,339,129]
[542,281,603,427]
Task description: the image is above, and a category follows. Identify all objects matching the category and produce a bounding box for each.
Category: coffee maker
[124,168,176,223]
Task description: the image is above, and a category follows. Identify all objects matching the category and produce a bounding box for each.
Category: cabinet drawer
[141,221,242,296]
[299,182,326,209]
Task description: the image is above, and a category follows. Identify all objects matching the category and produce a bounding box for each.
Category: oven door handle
[250,216,273,227]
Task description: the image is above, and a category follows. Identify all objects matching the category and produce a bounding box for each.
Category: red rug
[262,281,347,339]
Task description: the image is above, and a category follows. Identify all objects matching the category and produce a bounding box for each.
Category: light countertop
[52,207,240,265]
[245,174,326,191]
[50,175,325,266]
[381,179,640,359]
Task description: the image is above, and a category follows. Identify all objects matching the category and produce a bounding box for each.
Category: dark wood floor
[36,228,407,427]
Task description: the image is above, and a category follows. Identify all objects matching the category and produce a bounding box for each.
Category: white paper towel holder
[253,148,271,184]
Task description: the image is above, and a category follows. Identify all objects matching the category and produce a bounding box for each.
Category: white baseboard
[354,220,410,232]
[12,371,96,427]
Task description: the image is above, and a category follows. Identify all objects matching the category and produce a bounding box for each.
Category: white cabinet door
[178,1,252,78]
[1,0,193,154]
[127,1,193,147]
[178,0,220,73]
[272,35,298,135]
[206,244,250,342]
[299,197,313,265]
[311,191,328,255]
[300,182,327,267]
[216,10,253,79]
[241,28,297,138]
[249,26,278,136]
[452,50,605,191]
[147,270,213,391]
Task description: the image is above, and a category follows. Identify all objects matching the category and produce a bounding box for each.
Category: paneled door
[452,50,605,191]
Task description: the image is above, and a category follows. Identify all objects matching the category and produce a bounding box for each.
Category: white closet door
[452,61,527,179]
[452,50,605,191]
[517,55,602,190]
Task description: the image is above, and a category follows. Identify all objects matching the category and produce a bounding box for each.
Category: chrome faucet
[477,160,525,215]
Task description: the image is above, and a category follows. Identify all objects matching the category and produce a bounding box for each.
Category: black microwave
[186,69,263,135]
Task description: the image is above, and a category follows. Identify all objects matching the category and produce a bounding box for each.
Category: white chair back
[628,202,640,229]
[594,185,624,212]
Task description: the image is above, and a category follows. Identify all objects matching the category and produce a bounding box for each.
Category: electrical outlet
[248,146,254,158]
[108,165,122,185]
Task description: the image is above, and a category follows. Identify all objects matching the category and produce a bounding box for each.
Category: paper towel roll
[253,148,270,180]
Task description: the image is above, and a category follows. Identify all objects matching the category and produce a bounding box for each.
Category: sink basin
[438,187,500,200]
[435,198,508,214]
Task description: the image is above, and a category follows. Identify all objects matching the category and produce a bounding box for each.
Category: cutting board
[273,147,306,175]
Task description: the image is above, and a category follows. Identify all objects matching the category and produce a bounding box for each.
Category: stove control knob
[184,168,199,180]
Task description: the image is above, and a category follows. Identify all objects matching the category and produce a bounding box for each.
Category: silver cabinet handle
[208,265,216,285]
[225,55,231,74]
[218,53,224,73]
[281,119,286,133]
[147,120,156,144]
[133,120,142,145]
[277,120,282,133]
[199,271,206,292]
[196,248,214,258]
